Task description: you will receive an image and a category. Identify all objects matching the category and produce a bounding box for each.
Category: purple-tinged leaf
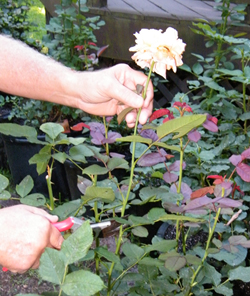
[77,176,92,194]
[110,152,125,159]
[222,243,239,253]
[105,116,113,122]
[137,152,166,167]
[169,160,186,172]
[214,182,232,198]
[170,182,192,201]
[229,154,242,166]
[140,129,158,142]
[236,163,250,182]
[229,235,247,246]
[106,131,122,143]
[163,172,178,184]
[185,209,208,215]
[91,131,105,145]
[88,122,105,134]
[188,129,201,142]
[240,241,250,248]
[184,196,212,211]
[212,196,242,208]
[241,148,250,160]
[163,202,185,213]
[203,117,218,132]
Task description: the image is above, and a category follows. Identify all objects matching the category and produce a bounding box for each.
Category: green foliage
[42,0,105,70]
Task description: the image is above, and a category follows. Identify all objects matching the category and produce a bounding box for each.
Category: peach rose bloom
[129,27,186,78]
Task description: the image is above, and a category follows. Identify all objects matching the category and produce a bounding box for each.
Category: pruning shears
[52,216,112,232]
[2,216,116,272]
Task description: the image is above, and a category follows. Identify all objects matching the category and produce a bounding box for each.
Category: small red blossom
[71,122,91,131]
[207,174,226,185]
[149,109,170,122]
[173,102,193,115]
[88,42,97,46]
[74,45,84,51]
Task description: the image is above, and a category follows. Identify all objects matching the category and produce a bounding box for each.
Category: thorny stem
[103,116,110,155]
[186,208,221,296]
[107,62,155,295]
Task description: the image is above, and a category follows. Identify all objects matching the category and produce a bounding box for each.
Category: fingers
[49,225,64,250]
[23,205,59,223]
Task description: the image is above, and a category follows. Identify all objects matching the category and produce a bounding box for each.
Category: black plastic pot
[64,155,129,200]
[2,134,71,199]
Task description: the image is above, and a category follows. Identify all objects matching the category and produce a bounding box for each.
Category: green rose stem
[186,207,221,296]
[107,61,155,295]
[46,163,55,210]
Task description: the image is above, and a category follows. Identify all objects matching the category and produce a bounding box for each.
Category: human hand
[77,64,154,127]
[0,205,63,273]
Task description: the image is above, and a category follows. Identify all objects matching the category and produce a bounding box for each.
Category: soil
[0,268,57,296]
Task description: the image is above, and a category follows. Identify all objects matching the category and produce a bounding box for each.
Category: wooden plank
[175,0,222,20]
[108,0,141,15]
[145,0,202,20]
[122,0,173,18]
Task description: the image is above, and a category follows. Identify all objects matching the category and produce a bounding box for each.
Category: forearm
[0,35,82,108]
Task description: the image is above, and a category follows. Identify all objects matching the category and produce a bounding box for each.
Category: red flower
[74,45,84,51]
[173,102,193,114]
[88,42,97,46]
[207,175,226,185]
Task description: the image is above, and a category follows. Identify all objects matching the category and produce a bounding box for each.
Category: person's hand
[0,205,63,273]
[77,64,154,127]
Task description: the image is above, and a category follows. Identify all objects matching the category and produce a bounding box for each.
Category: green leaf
[0,190,11,200]
[16,175,34,198]
[203,262,221,286]
[164,254,187,271]
[157,115,206,140]
[83,186,115,203]
[192,63,203,75]
[95,247,120,263]
[39,248,66,285]
[0,123,37,138]
[153,141,181,152]
[146,240,177,253]
[239,112,250,121]
[117,135,152,144]
[40,123,64,140]
[20,193,46,207]
[62,270,104,296]
[52,152,67,163]
[147,208,204,223]
[52,199,84,220]
[229,266,250,282]
[0,174,9,192]
[214,285,233,296]
[185,254,202,265]
[139,257,164,267]
[62,221,93,265]
[107,157,129,170]
[81,164,108,176]
[132,226,149,237]
[122,243,145,260]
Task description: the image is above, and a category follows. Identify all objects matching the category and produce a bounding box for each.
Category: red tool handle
[52,216,74,232]
[2,217,75,272]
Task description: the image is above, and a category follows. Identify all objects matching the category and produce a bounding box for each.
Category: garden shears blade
[52,216,111,232]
